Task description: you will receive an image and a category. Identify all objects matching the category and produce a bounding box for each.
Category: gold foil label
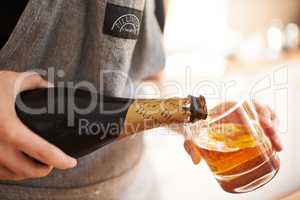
[122,98,192,136]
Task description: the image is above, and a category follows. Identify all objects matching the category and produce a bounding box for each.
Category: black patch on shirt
[103,3,143,40]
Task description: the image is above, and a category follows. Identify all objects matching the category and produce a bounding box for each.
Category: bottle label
[121,98,192,136]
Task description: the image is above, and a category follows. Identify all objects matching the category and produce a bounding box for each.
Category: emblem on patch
[103,3,143,40]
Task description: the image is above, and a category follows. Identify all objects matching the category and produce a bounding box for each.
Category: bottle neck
[121,96,207,137]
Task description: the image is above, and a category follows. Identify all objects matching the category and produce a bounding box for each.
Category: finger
[0,165,22,181]
[14,72,53,95]
[254,102,272,120]
[265,106,280,128]
[254,101,279,126]
[0,146,53,179]
[0,143,24,180]
[260,117,283,152]
[254,102,283,151]
[184,140,202,165]
[4,119,77,170]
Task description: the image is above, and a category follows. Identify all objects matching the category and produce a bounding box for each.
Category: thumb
[184,140,202,165]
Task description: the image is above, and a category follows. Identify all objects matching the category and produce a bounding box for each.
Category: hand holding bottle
[0,71,77,181]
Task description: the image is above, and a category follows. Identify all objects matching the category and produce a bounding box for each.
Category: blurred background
[164,0,300,76]
[141,1,300,200]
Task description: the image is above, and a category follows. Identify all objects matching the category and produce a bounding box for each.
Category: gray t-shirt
[0,0,165,199]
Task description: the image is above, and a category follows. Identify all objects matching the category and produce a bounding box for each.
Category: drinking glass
[186,99,280,193]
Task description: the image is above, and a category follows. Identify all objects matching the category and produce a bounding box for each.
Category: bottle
[15,87,207,158]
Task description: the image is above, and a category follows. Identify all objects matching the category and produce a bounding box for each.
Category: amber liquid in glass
[195,123,280,193]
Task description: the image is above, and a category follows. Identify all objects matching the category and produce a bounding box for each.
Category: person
[0,1,282,200]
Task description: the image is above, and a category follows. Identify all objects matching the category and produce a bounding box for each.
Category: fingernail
[274,137,283,151]
[47,82,54,88]
[190,149,195,157]
[65,157,77,168]
[70,158,77,167]
[184,142,192,153]
[192,151,201,164]
[190,151,197,163]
